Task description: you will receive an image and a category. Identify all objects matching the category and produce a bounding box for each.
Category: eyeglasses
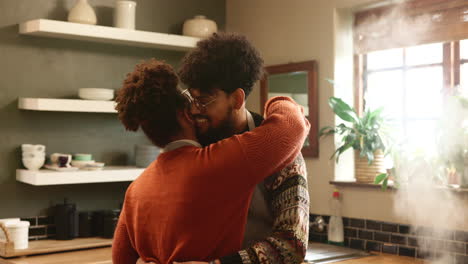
[181,89,217,111]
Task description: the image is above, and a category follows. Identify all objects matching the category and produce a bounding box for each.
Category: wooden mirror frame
[260,60,319,158]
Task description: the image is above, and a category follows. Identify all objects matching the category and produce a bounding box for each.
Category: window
[353,0,468,184]
[363,43,445,151]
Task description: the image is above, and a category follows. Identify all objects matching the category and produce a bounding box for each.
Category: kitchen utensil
[91,211,105,236]
[78,212,92,238]
[50,153,72,167]
[114,1,137,29]
[102,210,120,238]
[54,199,78,240]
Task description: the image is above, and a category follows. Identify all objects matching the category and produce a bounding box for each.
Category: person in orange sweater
[112,59,309,264]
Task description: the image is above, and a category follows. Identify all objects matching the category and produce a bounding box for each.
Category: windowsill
[329,180,468,193]
[329,180,395,190]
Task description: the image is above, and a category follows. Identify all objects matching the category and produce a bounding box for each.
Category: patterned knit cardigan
[220,154,310,264]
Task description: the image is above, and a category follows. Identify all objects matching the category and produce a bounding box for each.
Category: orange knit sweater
[112,97,310,264]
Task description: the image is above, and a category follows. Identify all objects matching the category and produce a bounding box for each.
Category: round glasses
[181,89,217,111]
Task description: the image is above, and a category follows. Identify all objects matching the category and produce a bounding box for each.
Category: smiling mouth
[194,117,209,126]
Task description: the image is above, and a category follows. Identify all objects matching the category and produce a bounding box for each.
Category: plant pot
[355,150,386,183]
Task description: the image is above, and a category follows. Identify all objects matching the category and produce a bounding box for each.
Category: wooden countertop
[0,247,111,264]
[1,248,425,264]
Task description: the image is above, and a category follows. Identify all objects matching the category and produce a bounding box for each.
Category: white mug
[50,153,72,167]
[114,1,137,29]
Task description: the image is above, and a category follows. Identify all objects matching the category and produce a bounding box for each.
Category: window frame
[355,40,463,121]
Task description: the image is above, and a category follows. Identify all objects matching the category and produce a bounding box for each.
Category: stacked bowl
[21,144,46,170]
[135,145,160,168]
[71,153,94,168]
[78,88,114,101]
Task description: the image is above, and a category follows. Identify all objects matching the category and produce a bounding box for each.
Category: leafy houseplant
[320,97,390,186]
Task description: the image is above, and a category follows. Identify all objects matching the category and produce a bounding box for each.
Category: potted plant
[319,97,391,185]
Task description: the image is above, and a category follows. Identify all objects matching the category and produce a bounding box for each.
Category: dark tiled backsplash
[309,214,468,264]
[21,216,55,241]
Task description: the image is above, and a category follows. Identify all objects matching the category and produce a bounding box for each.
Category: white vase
[114,1,137,29]
[68,0,97,25]
[183,15,217,38]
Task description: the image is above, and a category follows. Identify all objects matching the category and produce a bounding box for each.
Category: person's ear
[231,88,245,110]
[182,108,194,125]
[176,108,193,127]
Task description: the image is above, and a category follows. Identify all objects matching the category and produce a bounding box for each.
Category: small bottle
[327,189,344,246]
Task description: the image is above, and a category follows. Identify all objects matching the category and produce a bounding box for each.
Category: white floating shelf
[16,166,144,186]
[18,97,117,113]
[19,19,201,51]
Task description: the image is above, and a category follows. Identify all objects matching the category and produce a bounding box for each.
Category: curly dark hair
[178,33,264,97]
[115,59,187,147]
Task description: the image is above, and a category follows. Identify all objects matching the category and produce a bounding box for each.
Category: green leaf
[328,97,359,123]
[374,173,387,184]
[382,178,389,191]
[318,126,334,137]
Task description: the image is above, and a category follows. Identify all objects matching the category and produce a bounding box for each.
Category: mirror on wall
[260,60,319,157]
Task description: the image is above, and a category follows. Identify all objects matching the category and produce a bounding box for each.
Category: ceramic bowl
[81,162,105,170]
[73,153,92,161]
[22,152,46,159]
[22,157,45,170]
[78,88,114,101]
[71,160,95,168]
[21,144,45,152]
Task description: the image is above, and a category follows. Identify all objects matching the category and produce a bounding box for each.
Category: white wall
[226,0,468,230]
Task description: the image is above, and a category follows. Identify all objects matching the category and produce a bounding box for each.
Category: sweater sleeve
[228,97,309,185]
[219,154,310,264]
[112,208,139,264]
[198,96,309,190]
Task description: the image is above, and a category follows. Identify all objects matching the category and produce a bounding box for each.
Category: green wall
[0,0,225,218]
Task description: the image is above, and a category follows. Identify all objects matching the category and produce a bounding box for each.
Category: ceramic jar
[68,0,97,25]
[114,1,137,30]
[183,15,217,38]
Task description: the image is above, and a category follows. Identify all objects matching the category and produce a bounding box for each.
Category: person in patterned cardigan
[138,33,310,264]
[177,33,310,264]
